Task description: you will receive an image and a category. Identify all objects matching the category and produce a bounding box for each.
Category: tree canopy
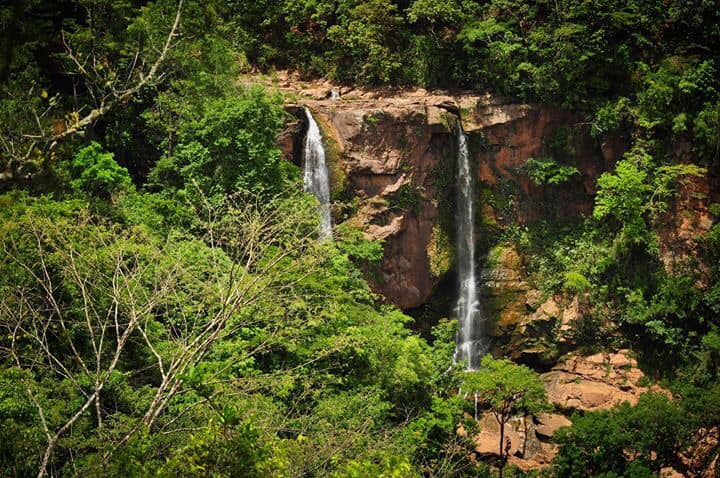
[1,1,719,477]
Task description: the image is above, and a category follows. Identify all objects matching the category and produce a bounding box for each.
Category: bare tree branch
[0,0,184,182]
[1,193,322,475]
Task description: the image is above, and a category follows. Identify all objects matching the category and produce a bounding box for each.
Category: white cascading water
[454,123,487,370]
[303,108,333,239]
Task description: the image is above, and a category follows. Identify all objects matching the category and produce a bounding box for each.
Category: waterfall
[454,123,487,370]
[302,108,333,239]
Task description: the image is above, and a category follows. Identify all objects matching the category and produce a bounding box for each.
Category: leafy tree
[563,271,591,293]
[69,142,132,200]
[462,355,549,477]
[0,0,185,183]
[519,157,580,186]
[594,142,706,245]
[554,393,688,477]
[148,86,296,203]
[327,0,404,84]
[0,192,322,476]
[159,420,273,477]
[694,101,720,161]
[593,157,651,243]
[333,454,417,478]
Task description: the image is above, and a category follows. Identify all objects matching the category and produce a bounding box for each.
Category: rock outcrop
[681,426,719,478]
[465,349,669,472]
[297,99,452,308]
[657,166,717,287]
[541,351,664,412]
[471,412,561,471]
[478,243,587,368]
[280,82,618,310]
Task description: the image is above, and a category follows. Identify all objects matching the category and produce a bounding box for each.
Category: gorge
[280,82,718,474]
[3,2,719,476]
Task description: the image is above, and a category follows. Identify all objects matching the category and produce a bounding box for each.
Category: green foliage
[519,158,579,186]
[335,223,384,264]
[332,454,417,478]
[427,224,453,279]
[591,99,628,137]
[2,1,720,476]
[0,368,45,477]
[463,355,549,419]
[400,393,487,477]
[114,191,198,234]
[326,0,405,84]
[149,86,296,204]
[0,191,454,477]
[563,271,591,293]
[555,393,689,477]
[69,142,132,200]
[694,101,720,161]
[462,355,549,471]
[594,158,650,242]
[702,330,720,357]
[594,142,705,244]
[159,420,272,477]
[504,221,614,294]
[390,183,421,214]
[622,274,703,352]
[635,58,718,132]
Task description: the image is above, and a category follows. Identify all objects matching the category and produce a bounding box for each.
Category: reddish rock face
[540,351,667,412]
[282,92,620,310]
[657,168,717,287]
[287,98,452,309]
[469,103,618,225]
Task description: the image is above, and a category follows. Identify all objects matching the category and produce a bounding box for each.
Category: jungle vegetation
[1,1,719,477]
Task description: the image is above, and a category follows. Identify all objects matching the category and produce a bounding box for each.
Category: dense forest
[1,1,719,477]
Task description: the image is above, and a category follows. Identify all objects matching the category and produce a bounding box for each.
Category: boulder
[471,411,559,471]
[481,245,531,330]
[474,413,522,457]
[534,413,572,439]
[680,426,719,477]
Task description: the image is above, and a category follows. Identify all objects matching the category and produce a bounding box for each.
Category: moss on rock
[427,224,453,279]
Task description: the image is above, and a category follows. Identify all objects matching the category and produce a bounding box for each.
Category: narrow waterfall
[302,108,333,239]
[454,124,487,370]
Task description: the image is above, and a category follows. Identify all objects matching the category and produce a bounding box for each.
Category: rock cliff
[280,82,620,311]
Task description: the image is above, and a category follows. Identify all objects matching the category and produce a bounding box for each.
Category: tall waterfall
[303,108,333,239]
[454,124,487,370]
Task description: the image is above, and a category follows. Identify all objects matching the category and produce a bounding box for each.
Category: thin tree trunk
[498,417,505,478]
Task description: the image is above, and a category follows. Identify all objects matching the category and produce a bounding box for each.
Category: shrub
[563,271,591,293]
[518,157,579,185]
[70,142,132,200]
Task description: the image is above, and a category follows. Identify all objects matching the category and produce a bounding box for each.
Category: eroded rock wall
[282,92,619,310]
[292,100,453,308]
